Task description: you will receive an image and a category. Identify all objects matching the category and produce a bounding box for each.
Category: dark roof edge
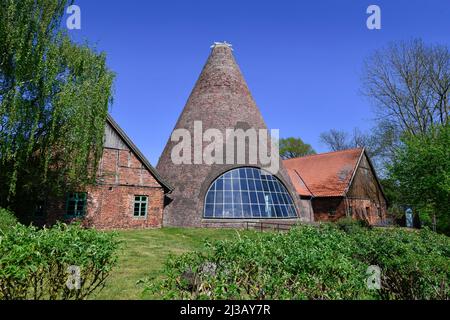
[106,114,173,193]
[344,148,365,196]
[344,148,387,202]
[361,149,388,203]
[293,169,315,198]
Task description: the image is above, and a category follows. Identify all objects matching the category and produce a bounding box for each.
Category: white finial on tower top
[211,41,233,50]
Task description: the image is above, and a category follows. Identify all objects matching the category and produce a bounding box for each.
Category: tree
[320,128,380,153]
[320,128,387,175]
[389,124,450,235]
[0,0,115,215]
[362,39,450,138]
[361,39,450,221]
[319,129,349,152]
[279,137,316,160]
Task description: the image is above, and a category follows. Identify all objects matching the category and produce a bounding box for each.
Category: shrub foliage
[143,224,449,300]
[0,223,120,300]
[0,208,18,234]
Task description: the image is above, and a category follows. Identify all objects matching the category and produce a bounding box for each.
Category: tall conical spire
[157,43,311,227]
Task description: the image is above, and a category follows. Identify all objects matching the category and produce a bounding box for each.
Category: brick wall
[46,147,165,230]
[312,197,347,222]
[311,197,386,225]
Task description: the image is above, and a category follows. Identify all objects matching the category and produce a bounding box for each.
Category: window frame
[203,167,298,220]
[65,192,87,218]
[133,195,149,218]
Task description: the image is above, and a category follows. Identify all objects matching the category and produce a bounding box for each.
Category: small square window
[134,196,148,218]
[66,193,87,217]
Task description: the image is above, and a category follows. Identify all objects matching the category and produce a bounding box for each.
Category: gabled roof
[286,168,313,197]
[283,148,364,197]
[106,114,173,193]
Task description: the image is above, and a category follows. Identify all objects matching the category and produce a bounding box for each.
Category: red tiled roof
[286,168,313,197]
[283,148,364,197]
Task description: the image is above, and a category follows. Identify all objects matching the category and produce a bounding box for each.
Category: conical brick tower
[157,43,312,227]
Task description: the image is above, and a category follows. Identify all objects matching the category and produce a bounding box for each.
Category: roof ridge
[284,148,364,161]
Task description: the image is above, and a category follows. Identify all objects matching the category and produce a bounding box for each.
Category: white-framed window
[134,196,148,218]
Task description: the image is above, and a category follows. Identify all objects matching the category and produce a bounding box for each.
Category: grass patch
[93,227,250,300]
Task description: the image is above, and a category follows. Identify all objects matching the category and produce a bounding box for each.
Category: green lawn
[93,227,249,300]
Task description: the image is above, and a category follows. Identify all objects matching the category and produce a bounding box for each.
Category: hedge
[0,208,18,234]
[142,223,449,300]
[0,223,120,300]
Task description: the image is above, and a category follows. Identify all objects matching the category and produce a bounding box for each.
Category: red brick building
[157,42,312,227]
[44,115,172,230]
[33,44,386,230]
[284,148,387,225]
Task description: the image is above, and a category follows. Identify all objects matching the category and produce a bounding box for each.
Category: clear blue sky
[69,0,450,165]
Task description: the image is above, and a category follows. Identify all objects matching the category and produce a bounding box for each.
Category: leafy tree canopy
[0,0,115,215]
[279,137,316,160]
[389,124,450,235]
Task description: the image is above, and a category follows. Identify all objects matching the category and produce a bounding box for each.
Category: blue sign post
[405,208,414,228]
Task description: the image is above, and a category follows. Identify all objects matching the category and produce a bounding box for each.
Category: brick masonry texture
[46,147,165,230]
[157,45,312,227]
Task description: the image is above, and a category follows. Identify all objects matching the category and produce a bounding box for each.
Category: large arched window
[204,167,298,219]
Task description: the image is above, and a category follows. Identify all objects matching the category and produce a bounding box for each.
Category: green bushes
[0,223,120,300]
[353,228,449,299]
[0,208,18,233]
[142,225,450,300]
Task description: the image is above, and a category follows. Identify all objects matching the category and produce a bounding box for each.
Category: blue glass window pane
[254,179,263,190]
[241,191,250,204]
[274,181,282,193]
[224,204,233,217]
[205,204,214,217]
[280,206,288,217]
[206,191,215,204]
[215,190,223,203]
[240,179,248,191]
[232,178,240,190]
[204,168,297,219]
[215,179,224,190]
[214,203,223,217]
[287,205,295,216]
[224,191,232,203]
[274,206,283,218]
[257,192,265,203]
[260,205,268,217]
[272,193,280,205]
[251,204,261,217]
[233,191,242,203]
[243,204,252,217]
[250,191,258,203]
[262,180,269,192]
[233,203,243,218]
